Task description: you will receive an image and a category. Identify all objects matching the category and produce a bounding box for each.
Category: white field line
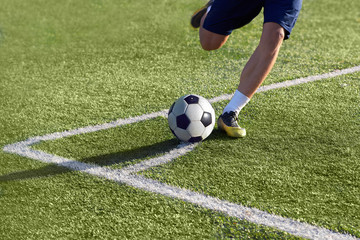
[3,142,358,240]
[208,65,360,103]
[3,65,360,240]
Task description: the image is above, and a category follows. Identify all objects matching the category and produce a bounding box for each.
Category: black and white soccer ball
[168,94,215,142]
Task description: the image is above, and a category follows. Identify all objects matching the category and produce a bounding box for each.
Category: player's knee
[261,28,285,54]
[199,29,228,51]
[200,40,221,51]
[272,29,285,45]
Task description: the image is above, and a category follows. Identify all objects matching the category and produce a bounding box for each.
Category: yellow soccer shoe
[217,111,246,138]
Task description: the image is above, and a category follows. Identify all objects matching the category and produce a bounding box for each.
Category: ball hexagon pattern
[176,114,191,130]
[168,94,215,142]
[201,112,212,127]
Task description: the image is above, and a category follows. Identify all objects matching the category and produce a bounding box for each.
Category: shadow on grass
[0,164,71,182]
[81,138,180,166]
[0,128,236,182]
[206,128,241,142]
[79,129,238,167]
[0,138,180,182]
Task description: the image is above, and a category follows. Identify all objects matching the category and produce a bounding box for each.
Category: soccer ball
[168,94,215,142]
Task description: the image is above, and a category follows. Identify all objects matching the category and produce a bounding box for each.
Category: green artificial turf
[141,74,360,237]
[1,0,359,238]
[31,73,360,238]
[0,167,305,240]
[33,116,178,168]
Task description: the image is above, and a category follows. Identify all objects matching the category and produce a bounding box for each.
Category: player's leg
[199,13,229,51]
[190,0,213,28]
[237,22,284,98]
[191,0,263,51]
[218,22,285,138]
[219,0,302,138]
[191,1,229,51]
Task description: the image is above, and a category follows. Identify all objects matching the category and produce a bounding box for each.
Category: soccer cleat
[190,0,214,28]
[217,111,246,138]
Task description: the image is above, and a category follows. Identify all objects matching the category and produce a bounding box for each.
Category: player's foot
[190,0,213,28]
[217,111,246,138]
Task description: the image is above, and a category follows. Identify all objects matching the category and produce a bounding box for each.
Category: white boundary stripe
[3,143,358,240]
[39,111,168,141]
[127,176,357,240]
[3,66,360,240]
[208,65,360,103]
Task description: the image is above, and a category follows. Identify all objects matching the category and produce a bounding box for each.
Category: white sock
[222,90,250,115]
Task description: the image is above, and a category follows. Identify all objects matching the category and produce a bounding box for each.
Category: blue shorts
[203,0,302,39]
